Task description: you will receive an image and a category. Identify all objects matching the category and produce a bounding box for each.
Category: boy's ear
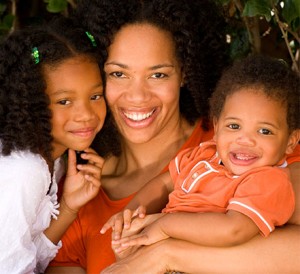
[286,129,300,155]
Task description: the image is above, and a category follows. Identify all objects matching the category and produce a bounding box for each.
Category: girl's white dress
[0,149,65,274]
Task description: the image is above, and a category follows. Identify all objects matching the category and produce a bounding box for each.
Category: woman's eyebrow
[105,62,128,69]
[105,62,174,70]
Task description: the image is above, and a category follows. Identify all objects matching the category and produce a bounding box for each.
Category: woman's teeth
[124,110,154,121]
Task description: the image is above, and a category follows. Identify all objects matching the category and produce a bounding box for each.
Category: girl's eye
[259,128,272,135]
[151,73,166,79]
[228,124,240,130]
[91,94,103,100]
[57,99,70,105]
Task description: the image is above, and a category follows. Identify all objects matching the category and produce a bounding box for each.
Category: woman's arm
[103,162,300,273]
[102,225,300,274]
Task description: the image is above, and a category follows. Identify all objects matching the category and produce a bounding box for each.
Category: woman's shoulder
[180,119,214,152]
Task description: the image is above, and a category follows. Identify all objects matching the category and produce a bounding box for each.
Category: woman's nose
[124,78,151,103]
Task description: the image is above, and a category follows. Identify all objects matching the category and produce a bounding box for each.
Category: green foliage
[0,0,299,72]
[220,0,300,72]
[0,3,14,36]
[44,0,68,13]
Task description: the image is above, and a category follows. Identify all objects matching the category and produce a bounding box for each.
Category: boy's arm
[100,171,173,238]
[115,210,259,249]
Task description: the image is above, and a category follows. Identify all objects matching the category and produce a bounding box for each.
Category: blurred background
[0,0,299,72]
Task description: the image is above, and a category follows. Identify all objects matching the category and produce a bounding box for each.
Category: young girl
[0,16,106,273]
[100,55,300,272]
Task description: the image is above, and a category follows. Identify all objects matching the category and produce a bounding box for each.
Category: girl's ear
[286,129,300,155]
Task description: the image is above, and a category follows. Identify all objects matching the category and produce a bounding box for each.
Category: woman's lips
[123,109,155,121]
[120,108,158,128]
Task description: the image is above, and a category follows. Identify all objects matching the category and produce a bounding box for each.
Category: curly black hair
[0,16,105,164]
[210,54,300,132]
[75,0,230,157]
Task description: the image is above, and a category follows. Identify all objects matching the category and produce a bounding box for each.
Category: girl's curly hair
[0,16,105,163]
[75,0,230,157]
[210,54,300,132]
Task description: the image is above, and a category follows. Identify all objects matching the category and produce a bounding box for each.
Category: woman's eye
[111,71,125,78]
[228,124,240,130]
[57,99,70,105]
[91,94,103,100]
[259,128,272,135]
[151,73,166,79]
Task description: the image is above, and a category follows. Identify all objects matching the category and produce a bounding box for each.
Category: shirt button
[192,172,199,179]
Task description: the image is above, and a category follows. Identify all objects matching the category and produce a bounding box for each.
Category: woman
[47,0,300,273]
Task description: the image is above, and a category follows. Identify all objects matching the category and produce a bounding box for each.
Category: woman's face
[104,23,183,144]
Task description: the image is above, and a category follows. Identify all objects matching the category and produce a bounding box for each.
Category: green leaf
[46,0,68,13]
[217,0,232,5]
[229,29,251,59]
[242,0,273,21]
[0,14,14,31]
[281,0,300,25]
[0,4,6,14]
[2,14,14,28]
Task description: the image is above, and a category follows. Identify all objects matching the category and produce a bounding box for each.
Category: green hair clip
[85,31,97,47]
[31,47,40,64]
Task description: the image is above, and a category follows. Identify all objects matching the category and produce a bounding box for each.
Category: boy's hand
[113,213,167,253]
[62,148,104,213]
[100,206,146,240]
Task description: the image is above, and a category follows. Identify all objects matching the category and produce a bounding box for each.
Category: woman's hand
[62,148,104,213]
[101,239,172,274]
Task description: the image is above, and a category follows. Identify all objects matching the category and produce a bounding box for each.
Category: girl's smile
[45,56,106,159]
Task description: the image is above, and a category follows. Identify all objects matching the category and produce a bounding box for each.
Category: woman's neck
[104,117,196,177]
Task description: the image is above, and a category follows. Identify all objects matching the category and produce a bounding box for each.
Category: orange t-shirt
[49,120,214,273]
[165,140,295,236]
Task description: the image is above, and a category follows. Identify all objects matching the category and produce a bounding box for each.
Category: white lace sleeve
[34,233,62,273]
[0,152,52,274]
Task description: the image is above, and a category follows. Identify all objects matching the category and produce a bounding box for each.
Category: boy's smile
[214,88,295,176]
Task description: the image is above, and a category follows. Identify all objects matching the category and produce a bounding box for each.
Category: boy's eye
[57,99,70,105]
[151,73,166,79]
[228,124,240,130]
[259,128,272,135]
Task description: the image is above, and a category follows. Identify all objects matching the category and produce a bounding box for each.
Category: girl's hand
[61,148,104,213]
[100,206,147,240]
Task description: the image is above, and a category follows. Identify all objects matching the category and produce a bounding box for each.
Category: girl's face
[104,23,183,144]
[44,56,106,159]
[214,88,299,175]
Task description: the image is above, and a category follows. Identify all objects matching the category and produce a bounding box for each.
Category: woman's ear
[286,129,300,155]
[212,117,218,141]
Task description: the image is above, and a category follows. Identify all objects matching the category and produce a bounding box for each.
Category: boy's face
[44,56,106,159]
[213,88,298,176]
